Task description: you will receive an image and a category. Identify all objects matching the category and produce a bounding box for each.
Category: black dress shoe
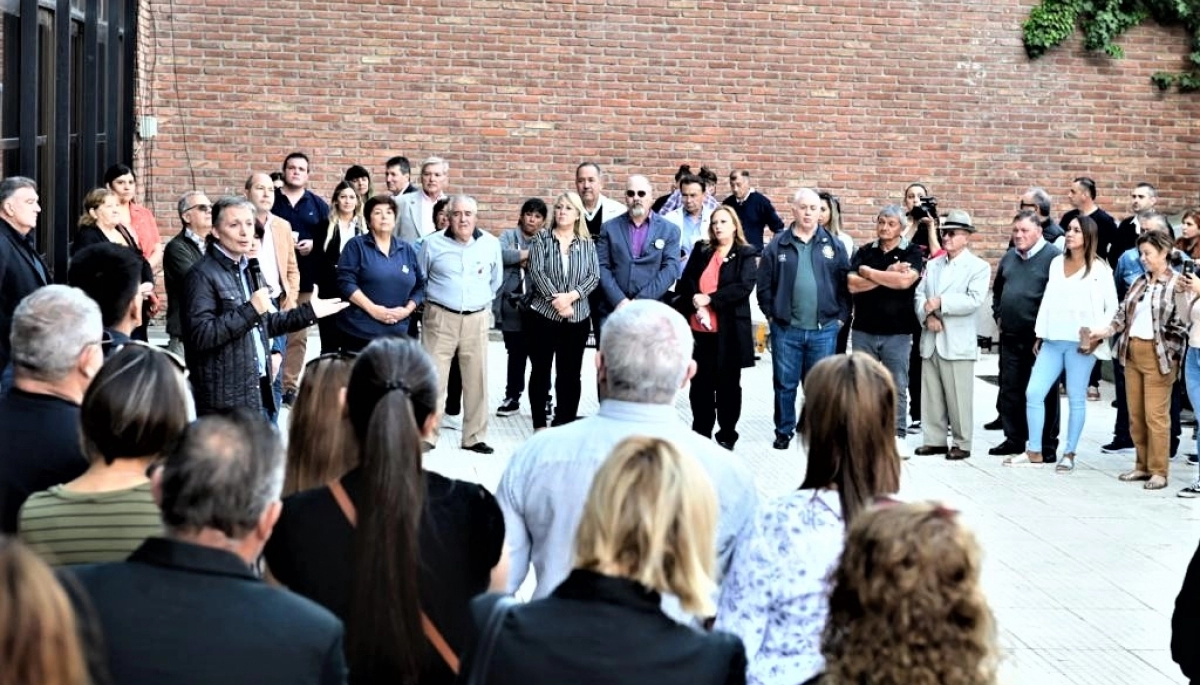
[772,434,791,450]
[463,442,495,454]
[946,447,971,460]
[988,441,1023,456]
[914,445,949,456]
[983,417,1003,430]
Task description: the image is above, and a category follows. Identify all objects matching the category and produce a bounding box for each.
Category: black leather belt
[430,302,486,316]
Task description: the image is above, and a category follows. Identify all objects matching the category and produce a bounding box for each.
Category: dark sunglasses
[104,336,189,377]
[625,190,648,198]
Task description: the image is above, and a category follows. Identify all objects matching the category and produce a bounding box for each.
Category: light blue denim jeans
[1026,339,1096,455]
[1184,347,1200,459]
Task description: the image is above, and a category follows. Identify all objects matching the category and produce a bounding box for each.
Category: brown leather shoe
[913,445,948,456]
[946,447,971,460]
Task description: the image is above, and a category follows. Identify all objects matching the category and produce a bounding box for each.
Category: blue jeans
[852,331,912,437]
[1184,348,1200,459]
[770,321,840,437]
[1027,340,1096,454]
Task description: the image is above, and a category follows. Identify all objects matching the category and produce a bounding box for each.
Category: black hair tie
[383,379,411,396]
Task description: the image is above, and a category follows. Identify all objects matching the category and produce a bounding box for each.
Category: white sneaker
[896,436,911,460]
[442,413,463,430]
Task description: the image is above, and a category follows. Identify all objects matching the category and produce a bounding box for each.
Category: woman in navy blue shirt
[336,195,424,352]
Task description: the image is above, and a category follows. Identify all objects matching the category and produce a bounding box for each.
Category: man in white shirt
[663,173,713,271]
[396,156,449,243]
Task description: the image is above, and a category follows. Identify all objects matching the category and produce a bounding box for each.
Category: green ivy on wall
[1022,0,1200,92]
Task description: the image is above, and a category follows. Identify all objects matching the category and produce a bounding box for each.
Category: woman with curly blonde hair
[807,500,998,685]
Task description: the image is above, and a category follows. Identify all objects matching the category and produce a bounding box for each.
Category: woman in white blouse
[1006,215,1117,471]
[714,353,902,685]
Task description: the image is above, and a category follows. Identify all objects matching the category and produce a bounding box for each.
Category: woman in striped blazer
[524,191,600,430]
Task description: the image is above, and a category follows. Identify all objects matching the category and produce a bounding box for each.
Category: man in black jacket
[182,196,346,417]
[66,411,348,685]
[0,177,51,392]
[164,190,212,356]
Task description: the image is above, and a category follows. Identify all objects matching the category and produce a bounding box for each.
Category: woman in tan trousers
[1088,230,1189,490]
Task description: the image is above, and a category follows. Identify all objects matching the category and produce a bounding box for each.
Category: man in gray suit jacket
[395,156,448,244]
[913,210,991,460]
[595,175,681,338]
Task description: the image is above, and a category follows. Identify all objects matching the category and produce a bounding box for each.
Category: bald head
[625,175,653,220]
[790,188,821,233]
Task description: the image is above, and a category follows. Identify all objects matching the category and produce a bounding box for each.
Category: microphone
[247,257,264,292]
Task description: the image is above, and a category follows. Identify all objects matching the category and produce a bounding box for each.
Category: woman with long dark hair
[264,338,508,685]
[819,191,853,353]
[673,205,757,449]
[1006,215,1117,470]
[104,163,163,274]
[283,352,358,496]
[715,353,902,685]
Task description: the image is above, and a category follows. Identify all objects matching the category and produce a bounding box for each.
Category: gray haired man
[0,285,102,532]
[164,190,213,356]
[497,300,758,623]
[418,194,503,453]
[66,411,347,685]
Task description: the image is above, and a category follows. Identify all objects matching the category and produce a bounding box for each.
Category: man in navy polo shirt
[272,152,330,406]
[848,205,925,455]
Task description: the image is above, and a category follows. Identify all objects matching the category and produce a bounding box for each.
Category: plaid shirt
[1110,270,1189,374]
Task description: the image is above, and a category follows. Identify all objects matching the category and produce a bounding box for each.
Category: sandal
[1118,469,1152,482]
[1145,475,1168,490]
[1087,386,1101,401]
[1003,452,1045,467]
[1056,454,1075,473]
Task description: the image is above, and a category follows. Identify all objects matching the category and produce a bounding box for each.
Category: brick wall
[135,0,1200,263]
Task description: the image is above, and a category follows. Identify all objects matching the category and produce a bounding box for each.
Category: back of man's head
[159,410,284,540]
[599,301,693,405]
[11,285,102,383]
[67,243,142,330]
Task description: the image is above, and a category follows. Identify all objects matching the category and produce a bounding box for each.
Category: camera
[909,196,939,222]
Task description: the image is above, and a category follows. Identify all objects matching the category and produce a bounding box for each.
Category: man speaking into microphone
[182,197,348,418]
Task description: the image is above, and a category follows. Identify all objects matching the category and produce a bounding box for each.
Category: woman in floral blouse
[714,353,902,685]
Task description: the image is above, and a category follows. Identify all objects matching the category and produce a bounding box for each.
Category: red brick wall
[135,0,1200,263]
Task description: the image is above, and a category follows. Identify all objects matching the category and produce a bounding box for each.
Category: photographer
[904,182,941,257]
[902,183,940,435]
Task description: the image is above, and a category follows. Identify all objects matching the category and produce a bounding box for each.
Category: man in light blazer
[595,175,681,338]
[913,209,991,460]
[395,156,448,244]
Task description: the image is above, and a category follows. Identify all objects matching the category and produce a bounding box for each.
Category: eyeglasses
[1018,202,1038,210]
[625,190,648,198]
[185,204,212,213]
[304,350,358,370]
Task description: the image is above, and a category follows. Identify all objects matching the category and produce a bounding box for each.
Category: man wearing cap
[913,210,991,459]
[848,205,925,454]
